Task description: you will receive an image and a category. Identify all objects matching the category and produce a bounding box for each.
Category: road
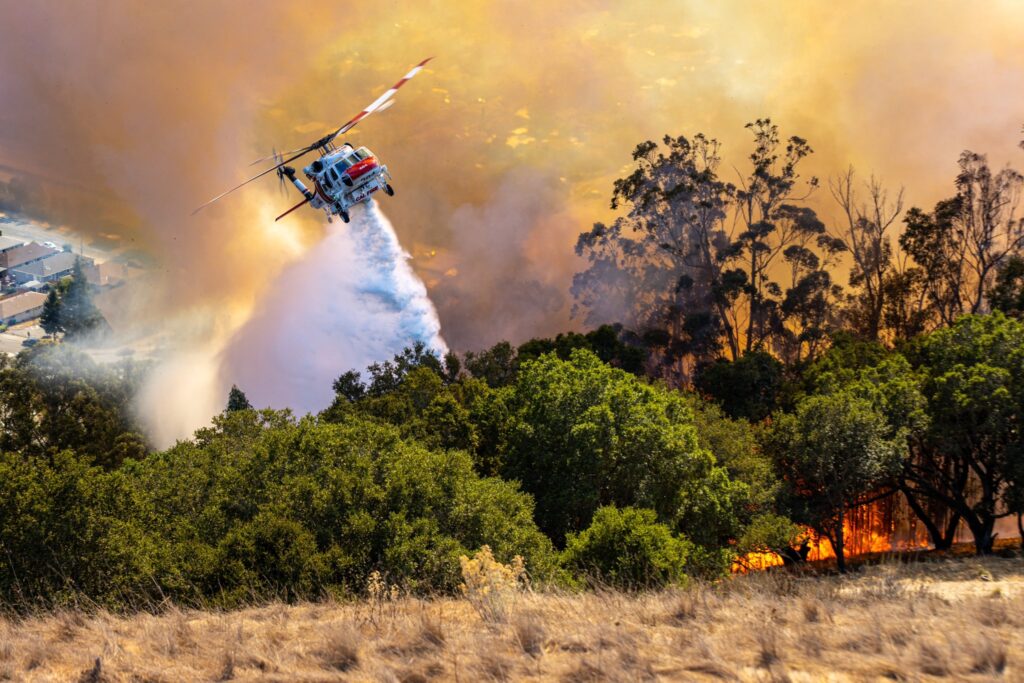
[0,215,114,262]
[0,323,45,355]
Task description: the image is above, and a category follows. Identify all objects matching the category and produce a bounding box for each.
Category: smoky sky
[1,0,1023,353]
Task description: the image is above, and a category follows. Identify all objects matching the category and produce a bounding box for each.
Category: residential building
[0,291,47,325]
[0,242,58,271]
[0,235,26,255]
[10,252,91,284]
[85,260,126,287]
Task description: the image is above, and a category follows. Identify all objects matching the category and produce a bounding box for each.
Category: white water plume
[220,202,447,413]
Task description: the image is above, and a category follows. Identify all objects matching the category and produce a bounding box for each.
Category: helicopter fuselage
[303,143,391,220]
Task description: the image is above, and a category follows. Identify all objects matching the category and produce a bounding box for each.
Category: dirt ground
[1,553,1022,682]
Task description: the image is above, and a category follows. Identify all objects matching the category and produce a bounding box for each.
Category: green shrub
[108,410,557,606]
[561,506,691,589]
[0,410,560,608]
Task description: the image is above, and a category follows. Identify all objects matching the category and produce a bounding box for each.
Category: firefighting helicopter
[193,57,433,223]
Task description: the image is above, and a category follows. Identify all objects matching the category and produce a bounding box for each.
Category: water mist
[219,201,447,413]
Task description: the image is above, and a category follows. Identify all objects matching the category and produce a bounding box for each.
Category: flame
[732,497,933,573]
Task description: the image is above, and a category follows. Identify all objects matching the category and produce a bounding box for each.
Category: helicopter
[193,57,433,223]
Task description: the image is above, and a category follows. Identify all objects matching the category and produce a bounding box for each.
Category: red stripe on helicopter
[346,158,378,181]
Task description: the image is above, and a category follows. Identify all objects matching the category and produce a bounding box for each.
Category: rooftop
[1,242,58,270]
[0,291,46,319]
[0,236,26,253]
[12,252,83,278]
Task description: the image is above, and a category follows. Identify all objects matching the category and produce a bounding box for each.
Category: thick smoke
[219,202,446,413]
[2,2,1024,443]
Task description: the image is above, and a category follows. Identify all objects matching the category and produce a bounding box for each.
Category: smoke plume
[219,202,446,413]
[2,2,1024,442]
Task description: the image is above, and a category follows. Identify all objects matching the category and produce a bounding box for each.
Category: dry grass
[0,555,1021,681]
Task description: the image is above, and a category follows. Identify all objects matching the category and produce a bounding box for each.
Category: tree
[766,392,905,572]
[60,257,106,339]
[572,121,836,382]
[113,411,559,605]
[0,345,145,467]
[903,313,1024,553]
[733,120,836,358]
[501,348,748,564]
[572,133,739,378]
[801,337,968,549]
[226,384,252,411]
[516,324,647,376]
[40,288,63,338]
[463,341,519,388]
[989,254,1024,318]
[694,350,784,422]
[900,152,1024,325]
[830,169,905,340]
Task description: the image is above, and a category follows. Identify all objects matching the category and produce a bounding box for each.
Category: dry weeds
[0,554,1021,681]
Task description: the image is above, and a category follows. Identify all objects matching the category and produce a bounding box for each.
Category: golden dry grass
[0,555,1022,682]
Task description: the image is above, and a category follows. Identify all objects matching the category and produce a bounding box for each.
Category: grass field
[1,552,1022,682]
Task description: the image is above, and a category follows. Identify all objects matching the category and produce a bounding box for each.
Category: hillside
[1,554,1021,682]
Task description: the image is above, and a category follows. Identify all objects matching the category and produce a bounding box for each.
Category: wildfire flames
[733,497,933,572]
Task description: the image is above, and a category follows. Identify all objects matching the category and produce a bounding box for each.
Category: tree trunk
[938,509,962,550]
[902,486,946,548]
[964,513,996,555]
[834,508,847,573]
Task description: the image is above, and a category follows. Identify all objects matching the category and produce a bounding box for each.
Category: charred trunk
[964,513,996,555]
[834,508,847,573]
[938,509,962,550]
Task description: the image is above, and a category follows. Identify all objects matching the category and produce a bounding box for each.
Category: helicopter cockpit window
[354,147,371,161]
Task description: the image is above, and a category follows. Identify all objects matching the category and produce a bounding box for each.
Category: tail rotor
[273,148,288,196]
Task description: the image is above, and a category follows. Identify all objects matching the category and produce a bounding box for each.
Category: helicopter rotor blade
[192,147,313,215]
[250,142,315,167]
[273,148,288,196]
[247,58,429,168]
[325,57,433,144]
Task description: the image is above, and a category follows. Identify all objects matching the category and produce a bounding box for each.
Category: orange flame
[733,498,932,573]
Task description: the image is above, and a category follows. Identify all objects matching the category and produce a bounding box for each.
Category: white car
[42,241,59,250]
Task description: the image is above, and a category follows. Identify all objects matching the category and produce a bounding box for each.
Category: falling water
[219,201,447,413]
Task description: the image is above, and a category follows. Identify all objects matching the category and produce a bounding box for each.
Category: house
[0,291,47,325]
[85,260,126,287]
[0,242,58,271]
[10,252,91,284]
[0,235,26,255]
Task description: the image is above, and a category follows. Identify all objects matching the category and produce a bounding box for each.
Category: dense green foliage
[765,392,905,571]
[1,411,558,607]
[0,345,146,467]
[562,506,691,588]
[695,350,785,421]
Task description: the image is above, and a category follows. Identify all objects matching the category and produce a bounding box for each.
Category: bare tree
[830,168,904,340]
